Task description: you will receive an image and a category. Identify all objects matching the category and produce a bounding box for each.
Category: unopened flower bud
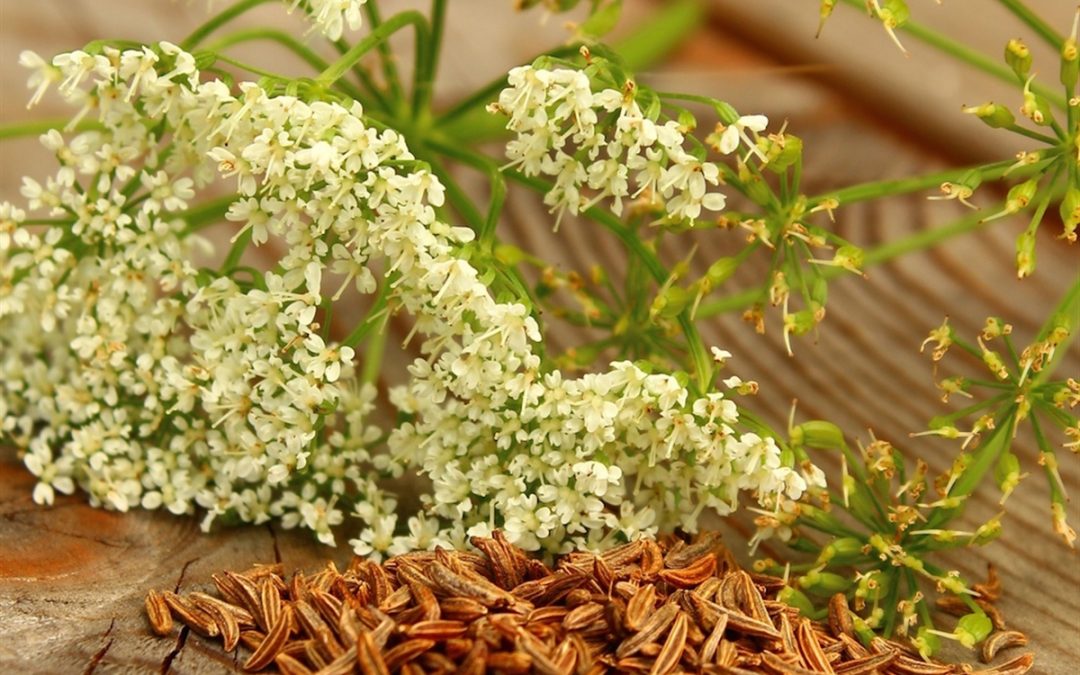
[1005,38,1032,78]
[1060,187,1079,242]
[914,626,942,659]
[1052,501,1077,548]
[762,132,803,172]
[777,586,817,617]
[981,316,1012,340]
[995,451,1023,504]
[1062,16,1078,88]
[791,420,846,451]
[1020,75,1054,126]
[817,536,865,565]
[1015,228,1037,278]
[705,256,739,287]
[799,568,853,596]
[649,285,692,321]
[962,102,1015,128]
[955,613,993,648]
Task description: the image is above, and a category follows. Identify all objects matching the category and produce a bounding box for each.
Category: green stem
[180,0,276,50]
[0,118,99,140]
[426,137,506,245]
[315,11,430,97]
[213,53,292,81]
[179,195,236,236]
[1031,272,1080,387]
[839,0,1065,109]
[363,2,407,107]
[811,157,1049,206]
[416,0,448,118]
[997,0,1065,49]
[360,313,389,386]
[208,27,329,72]
[220,229,252,273]
[343,282,392,349]
[505,169,713,390]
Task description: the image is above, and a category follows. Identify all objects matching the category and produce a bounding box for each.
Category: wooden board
[1,1,1077,672]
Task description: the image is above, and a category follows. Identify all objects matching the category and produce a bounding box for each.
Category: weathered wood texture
[1,1,1078,673]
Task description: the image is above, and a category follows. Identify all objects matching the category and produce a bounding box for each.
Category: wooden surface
[1,1,1078,673]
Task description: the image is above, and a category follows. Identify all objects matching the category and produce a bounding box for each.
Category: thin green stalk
[697,204,996,318]
[181,0,276,50]
[425,138,506,245]
[997,0,1065,49]
[179,195,237,236]
[315,11,429,96]
[1031,272,1080,387]
[361,313,389,386]
[363,2,407,107]
[504,169,713,390]
[221,229,252,273]
[208,27,328,72]
[0,118,99,140]
[811,157,1050,206]
[343,282,392,349]
[839,0,1064,109]
[214,53,292,80]
[416,0,448,118]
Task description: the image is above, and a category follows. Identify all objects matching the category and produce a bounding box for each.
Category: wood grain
[1,1,1077,673]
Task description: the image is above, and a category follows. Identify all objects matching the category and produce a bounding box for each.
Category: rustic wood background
[1,1,1077,672]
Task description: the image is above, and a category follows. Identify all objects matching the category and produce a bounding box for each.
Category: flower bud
[1015,228,1036,278]
[955,613,993,648]
[777,586,818,617]
[649,285,691,320]
[913,626,941,659]
[799,569,853,596]
[816,536,865,565]
[762,133,803,172]
[1005,38,1031,78]
[494,243,526,266]
[995,450,1022,504]
[1020,76,1054,126]
[1062,34,1078,89]
[791,420,846,451]
[705,256,739,287]
[1060,186,1079,242]
[961,102,1015,129]
[1002,178,1038,216]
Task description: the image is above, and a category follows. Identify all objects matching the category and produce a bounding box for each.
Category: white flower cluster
[490,65,765,227]
[3,42,817,556]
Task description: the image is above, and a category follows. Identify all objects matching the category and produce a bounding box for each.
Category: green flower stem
[0,118,100,140]
[504,169,714,391]
[425,137,506,246]
[220,229,252,273]
[697,203,998,318]
[925,409,1016,531]
[1031,273,1080,388]
[208,28,329,71]
[364,1,407,107]
[180,0,277,50]
[1004,124,1059,145]
[997,0,1064,49]
[213,53,293,81]
[179,195,237,236]
[810,156,1052,207]
[316,11,429,105]
[416,0,448,118]
[360,312,389,386]
[838,0,1064,109]
[342,280,392,349]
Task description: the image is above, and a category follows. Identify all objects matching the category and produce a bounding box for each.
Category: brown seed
[889,654,956,674]
[274,653,314,675]
[427,560,513,608]
[832,650,898,674]
[827,593,853,638]
[699,612,729,664]
[971,652,1034,675]
[144,589,173,636]
[243,603,292,671]
[760,651,827,675]
[564,602,605,631]
[981,630,1028,664]
[665,532,722,569]
[381,638,435,671]
[193,595,240,652]
[456,638,489,675]
[626,584,657,631]
[486,651,533,674]
[355,630,391,675]
[616,601,679,659]
[795,618,834,673]
[403,619,468,640]
[658,553,717,588]
[162,591,219,638]
[438,596,488,622]
[649,610,688,675]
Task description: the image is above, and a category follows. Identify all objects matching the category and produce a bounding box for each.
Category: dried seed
[832,650,898,674]
[649,610,688,675]
[194,595,240,652]
[162,591,219,638]
[381,638,434,671]
[564,602,605,631]
[427,560,512,608]
[699,612,729,664]
[981,630,1028,664]
[403,619,467,640]
[616,601,679,659]
[827,593,853,638]
[626,584,657,631]
[274,653,314,675]
[294,598,343,660]
[665,532,721,569]
[487,651,533,674]
[971,652,1034,675]
[455,638,489,675]
[438,596,488,622]
[355,630,390,675]
[244,604,292,671]
[760,651,827,675]
[317,645,358,675]
[889,654,956,674]
[658,553,717,588]
[472,534,523,590]
[144,590,173,636]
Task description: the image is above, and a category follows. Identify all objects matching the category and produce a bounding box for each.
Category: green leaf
[580,0,623,39]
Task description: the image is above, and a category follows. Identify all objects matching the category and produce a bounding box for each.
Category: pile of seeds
[145,532,1033,674]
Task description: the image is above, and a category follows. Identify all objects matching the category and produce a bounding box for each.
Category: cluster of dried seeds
[145,532,1033,674]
